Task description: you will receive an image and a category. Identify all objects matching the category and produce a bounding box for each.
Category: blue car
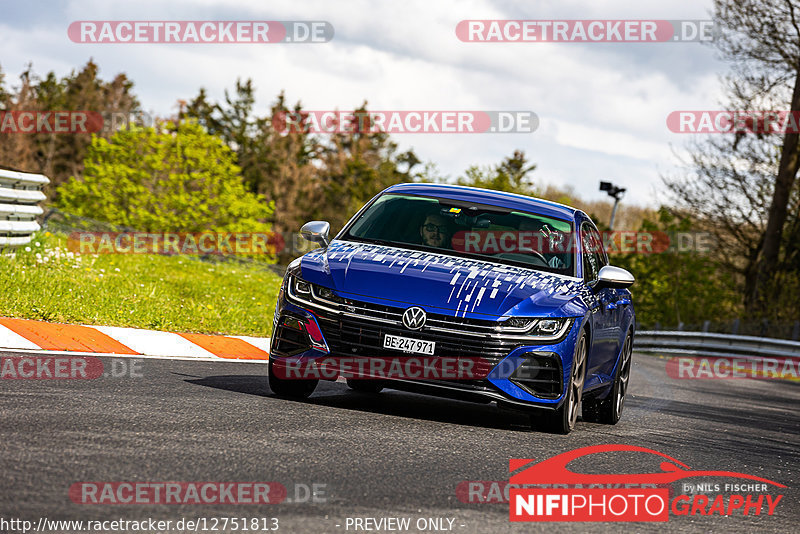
[269,183,635,433]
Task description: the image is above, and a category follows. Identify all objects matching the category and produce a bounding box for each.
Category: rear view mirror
[595,265,635,290]
[300,221,331,248]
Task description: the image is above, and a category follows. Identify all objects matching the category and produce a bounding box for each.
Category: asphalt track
[1,350,798,533]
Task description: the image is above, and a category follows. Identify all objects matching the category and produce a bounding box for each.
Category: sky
[0,0,728,208]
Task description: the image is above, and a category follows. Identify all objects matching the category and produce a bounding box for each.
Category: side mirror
[594,265,635,290]
[300,221,331,248]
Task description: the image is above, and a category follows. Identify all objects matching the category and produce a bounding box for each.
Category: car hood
[299,240,592,319]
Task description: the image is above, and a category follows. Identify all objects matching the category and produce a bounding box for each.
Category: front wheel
[268,359,318,399]
[583,331,632,424]
[531,332,587,434]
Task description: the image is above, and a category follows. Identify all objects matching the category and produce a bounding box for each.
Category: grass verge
[0,232,283,337]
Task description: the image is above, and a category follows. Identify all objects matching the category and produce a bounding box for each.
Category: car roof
[384,182,581,222]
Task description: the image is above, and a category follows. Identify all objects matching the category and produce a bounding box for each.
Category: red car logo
[510,444,786,487]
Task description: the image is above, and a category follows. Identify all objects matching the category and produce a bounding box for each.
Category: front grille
[320,312,521,364]
[303,297,524,390]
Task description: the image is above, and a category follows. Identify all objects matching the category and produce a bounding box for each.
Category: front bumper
[270,286,582,410]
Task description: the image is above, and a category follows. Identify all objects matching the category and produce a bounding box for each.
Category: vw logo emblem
[402,307,427,330]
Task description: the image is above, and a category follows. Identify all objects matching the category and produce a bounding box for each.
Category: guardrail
[634,330,800,359]
[0,168,49,248]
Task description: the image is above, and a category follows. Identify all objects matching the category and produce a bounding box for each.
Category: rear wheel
[583,330,632,424]
[531,332,587,434]
[346,378,384,393]
[268,359,318,399]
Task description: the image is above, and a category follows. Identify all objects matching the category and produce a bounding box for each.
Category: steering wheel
[530,250,549,265]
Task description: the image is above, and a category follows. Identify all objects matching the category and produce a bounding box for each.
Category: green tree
[0,65,39,172]
[0,64,8,103]
[311,103,421,231]
[613,208,741,328]
[457,150,537,195]
[184,80,277,196]
[0,60,140,197]
[185,87,322,237]
[56,120,273,234]
[259,94,320,239]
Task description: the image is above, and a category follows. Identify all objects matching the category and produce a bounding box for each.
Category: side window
[592,226,608,271]
[581,224,606,281]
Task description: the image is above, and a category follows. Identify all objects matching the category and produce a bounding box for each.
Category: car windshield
[343,193,575,276]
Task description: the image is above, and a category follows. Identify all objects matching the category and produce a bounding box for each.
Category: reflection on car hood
[299,240,593,319]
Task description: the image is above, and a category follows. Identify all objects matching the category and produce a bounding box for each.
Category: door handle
[605,298,630,311]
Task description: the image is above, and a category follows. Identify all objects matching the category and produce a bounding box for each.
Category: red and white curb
[0,317,270,363]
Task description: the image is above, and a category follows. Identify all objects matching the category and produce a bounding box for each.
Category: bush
[57,120,273,233]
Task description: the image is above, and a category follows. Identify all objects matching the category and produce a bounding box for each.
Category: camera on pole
[599,181,626,230]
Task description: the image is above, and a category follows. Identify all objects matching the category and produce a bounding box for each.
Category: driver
[419,213,452,248]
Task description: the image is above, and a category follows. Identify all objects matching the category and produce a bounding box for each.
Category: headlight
[314,285,346,305]
[500,317,572,340]
[532,319,566,336]
[293,277,311,296]
[504,317,534,330]
[287,275,345,307]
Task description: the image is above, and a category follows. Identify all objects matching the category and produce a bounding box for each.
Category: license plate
[383,334,435,355]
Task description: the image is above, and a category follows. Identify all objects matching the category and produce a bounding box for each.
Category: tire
[583,330,633,425]
[346,378,384,393]
[531,332,588,434]
[268,359,318,399]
